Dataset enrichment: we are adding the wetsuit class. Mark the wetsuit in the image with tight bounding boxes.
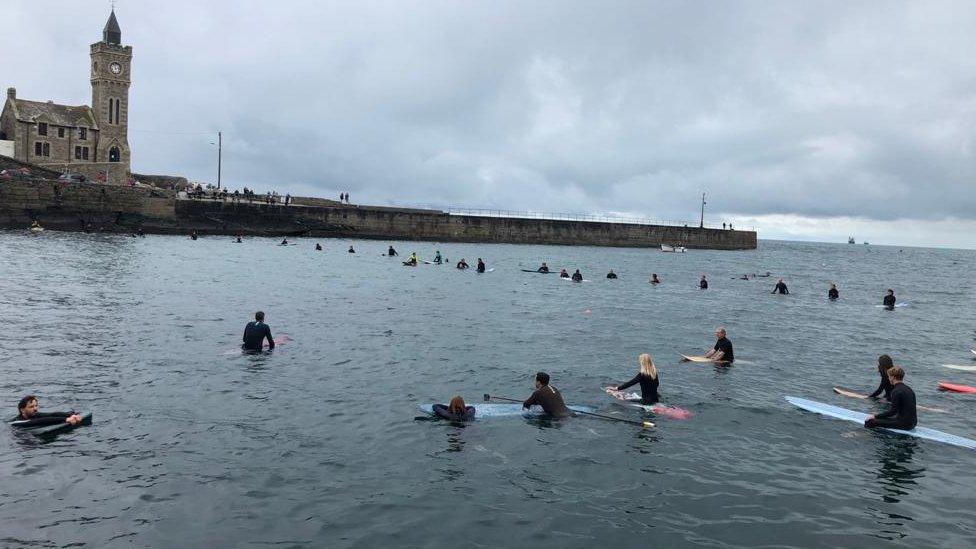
[477,261,486,273]
[700,279,708,289]
[867,383,917,430]
[523,385,571,418]
[456,261,468,269]
[434,255,442,264]
[651,278,660,284]
[772,282,789,294]
[431,404,476,421]
[606,272,617,279]
[560,272,569,278]
[388,247,398,256]
[828,288,839,300]
[538,266,549,273]
[315,244,322,250]
[868,369,894,400]
[616,373,660,405]
[242,321,275,351]
[713,337,734,363]
[10,411,74,428]
[883,295,896,307]
[572,273,583,282]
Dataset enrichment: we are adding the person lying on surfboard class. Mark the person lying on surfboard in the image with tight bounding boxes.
[523,372,571,418]
[431,396,475,422]
[682,327,734,363]
[865,366,917,430]
[606,353,659,405]
[868,354,895,400]
[13,395,83,428]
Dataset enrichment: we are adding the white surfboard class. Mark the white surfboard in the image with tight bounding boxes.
[943,364,976,372]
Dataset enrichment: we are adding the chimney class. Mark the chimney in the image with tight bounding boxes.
[6,88,14,100]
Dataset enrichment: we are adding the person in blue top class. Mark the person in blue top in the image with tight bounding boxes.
[242,311,275,352]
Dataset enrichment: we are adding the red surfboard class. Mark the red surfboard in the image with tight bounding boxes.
[938,381,976,394]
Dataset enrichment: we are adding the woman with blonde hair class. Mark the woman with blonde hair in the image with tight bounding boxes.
[431,395,475,422]
[608,353,660,405]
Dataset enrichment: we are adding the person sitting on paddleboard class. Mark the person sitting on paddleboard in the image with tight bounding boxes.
[608,353,660,405]
[476,258,486,273]
[388,246,398,256]
[883,289,896,308]
[771,279,789,294]
[867,354,895,400]
[650,273,660,284]
[559,268,569,278]
[12,395,82,428]
[242,311,275,352]
[865,366,917,430]
[432,396,475,422]
[571,269,583,282]
[538,262,550,273]
[433,251,442,264]
[683,327,733,363]
[523,372,571,418]
[606,269,617,279]
[699,275,708,289]
[828,283,839,300]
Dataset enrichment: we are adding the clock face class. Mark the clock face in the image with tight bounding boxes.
[110,62,122,75]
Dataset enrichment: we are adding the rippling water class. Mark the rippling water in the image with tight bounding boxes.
[1,231,974,548]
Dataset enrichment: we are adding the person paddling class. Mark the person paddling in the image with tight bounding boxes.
[867,354,895,400]
[865,367,917,430]
[523,372,571,418]
[11,395,83,428]
[607,353,660,405]
[242,310,275,352]
[431,396,475,422]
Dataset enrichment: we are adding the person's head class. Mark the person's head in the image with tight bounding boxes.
[652,273,658,278]
[714,327,726,340]
[542,262,547,266]
[608,269,614,273]
[887,366,905,383]
[638,353,658,379]
[778,278,784,283]
[701,274,707,279]
[877,354,893,374]
[478,258,483,262]
[18,395,38,418]
[448,395,466,414]
[535,372,550,389]
[886,289,894,295]
[255,311,265,322]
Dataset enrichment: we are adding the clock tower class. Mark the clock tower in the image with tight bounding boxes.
[90,9,131,169]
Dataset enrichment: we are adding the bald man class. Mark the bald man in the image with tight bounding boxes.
[703,327,734,363]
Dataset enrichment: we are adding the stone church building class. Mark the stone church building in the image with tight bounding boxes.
[1,10,132,184]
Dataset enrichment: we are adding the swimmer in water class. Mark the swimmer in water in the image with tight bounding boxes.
[868,354,895,400]
[315,243,322,251]
[607,353,660,405]
[606,269,617,279]
[388,246,398,257]
[348,245,356,253]
[864,367,916,430]
[771,279,789,294]
[828,283,839,300]
[456,258,468,269]
[433,250,442,264]
[431,396,475,422]
[242,310,275,352]
[538,262,550,273]
[235,235,242,243]
[523,372,571,418]
[650,273,660,284]
[699,275,708,289]
[571,269,583,282]
[190,231,198,241]
[883,289,896,308]
[559,268,569,278]
[476,258,486,273]
[12,395,83,428]
[280,238,289,246]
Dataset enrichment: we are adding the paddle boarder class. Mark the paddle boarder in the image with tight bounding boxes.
[242,311,275,352]
[572,269,583,282]
[771,279,789,294]
[828,284,839,300]
[607,353,660,405]
[682,327,733,363]
[13,395,83,428]
[522,372,571,418]
[650,274,660,284]
[476,258,486,273]
[867,354,895,400]
[456,258,468,269]
[606,269,618,279]
[699,275,708,289]
[431,396,475,421]
[537,262,550,273]
[388,246,398,257]
[864,367,917,430]
[883,289,896,308]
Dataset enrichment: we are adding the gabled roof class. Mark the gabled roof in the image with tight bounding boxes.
[7,98,98,130]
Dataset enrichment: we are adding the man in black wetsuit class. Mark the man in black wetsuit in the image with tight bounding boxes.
[348,245,356,253]
[606,269,617,279]
[771,279,789,294]
[702,327,734,363]
[699,275,708,289]
[456,258,468,269]
[865,367,916,430]
[828,283,839,300]
[13,395,82,427]
[572,269,583,282]
[315,243,322,251]
[476,258,486,273]
[883,289,896,308]
[242,311,275,351]
[538,262,549,273]
[523,372,571,418]
[388,246,398,256]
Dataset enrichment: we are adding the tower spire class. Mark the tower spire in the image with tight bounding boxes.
[103,9,121,45]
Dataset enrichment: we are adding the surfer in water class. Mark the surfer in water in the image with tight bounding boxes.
[348,245,356,253]
[650,273,660,284]
[523,372,571,418]
[538,262,550,273]
[242,311,275,352]
[771,279,789,294]
[315,243,322,251]
[456,258,468,269]
[14,395,83,428]
[682,327,733,363]
[606,269,618,279]
[883,289,896,309]
[280,239,289,246]
[867,354,895,400]
[828,283,839,300]
[431,396,475,422]
[476,258,486,273]
[235,235,242,243]
[864,367,917,430]
[388,246,398,256]
[571,269,583,282]
[607,353,660,405]
[699,275,708,289]
[405,252,419,266]
[433,251,442,264]
[559,268,570,278]
[190,231,198,241]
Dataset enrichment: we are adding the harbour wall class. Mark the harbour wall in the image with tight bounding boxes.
[0,178,756,249]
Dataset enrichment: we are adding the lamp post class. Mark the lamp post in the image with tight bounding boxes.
[217,131,222,190]
[700,192,706,228]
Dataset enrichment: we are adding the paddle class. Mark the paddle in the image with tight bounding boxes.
[483,394,653,428]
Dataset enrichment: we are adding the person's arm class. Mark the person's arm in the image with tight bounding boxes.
[243,324,249,343]
[771,285,777,294]
[615,374,641,392]
[703,348,716,358]
[264,325,275,350]
[523,390,540,409]
[875,391,900,419]
[711,350,726,361]
[784,286,790,294]
[867,373,885,398]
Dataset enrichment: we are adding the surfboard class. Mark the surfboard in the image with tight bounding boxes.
[418,403,595,419]
[875,303,908,308]
[561,277,587,283]
[785,396,975,450]
[521,269,552,274]
[604,388,691,419]
[833,386,947,413]
[680,354,716,363]
[942,364,976,372]
[938,382,976,394]
[9,412,92,437]
[971,348,976,357]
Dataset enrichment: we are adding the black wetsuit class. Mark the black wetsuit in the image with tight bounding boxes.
[560,272,569,278]
[315,244,322,250]
[456,261,468,269]
[700,279,708,289]
[572,273,583,282]
[867,383,917,430]
[348,247,355,253]
[10,411,74,428]
[868,369,894,400]
[828,288,839,300]
[883,295,896,307]
[713,337,734,363]
[523,385,571,418]
[431,404,476,421]
[772,282,789,294]
[388,247,398,256]
[606,273,617,279]
[616,373,660,405]
[476,261,486,273]
[538,266,549,273]
[242,321,275,351]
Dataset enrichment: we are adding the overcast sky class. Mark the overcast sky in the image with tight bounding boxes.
[4,1,975,247]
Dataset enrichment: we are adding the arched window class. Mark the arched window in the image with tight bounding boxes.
[109,147,120,162]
